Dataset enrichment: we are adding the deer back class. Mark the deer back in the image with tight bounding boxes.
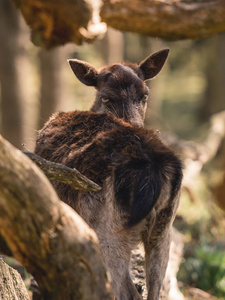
[35,110,182,228]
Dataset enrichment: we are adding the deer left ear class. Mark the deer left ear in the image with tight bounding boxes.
[139,49,169,80]
[68,59,98,87]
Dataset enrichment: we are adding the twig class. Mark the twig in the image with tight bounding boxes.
[23,151,101,192]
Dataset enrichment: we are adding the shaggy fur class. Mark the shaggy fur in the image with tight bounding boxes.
[35,49,182,300]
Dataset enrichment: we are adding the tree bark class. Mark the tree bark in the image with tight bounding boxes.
[11,0,225,47]
[101,0,225,40]
[23,150,101,192]
[0,135,112,300]
[0,258,30,300]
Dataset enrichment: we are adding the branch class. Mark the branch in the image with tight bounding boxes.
[0,135,112,300]
[23,151,101,192]
[12,0,225,47]
[101,0,225,40]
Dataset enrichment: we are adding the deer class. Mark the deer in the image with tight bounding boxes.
[34,49,183,300]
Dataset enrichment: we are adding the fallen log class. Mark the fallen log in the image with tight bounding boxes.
[0,135,112,300]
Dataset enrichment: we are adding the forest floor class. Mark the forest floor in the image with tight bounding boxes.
[131,244,222,300]
[4,234,223,300]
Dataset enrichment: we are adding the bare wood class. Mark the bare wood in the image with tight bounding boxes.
[101,0,225,40]
[23,150,101,192]
[0,135,112,300]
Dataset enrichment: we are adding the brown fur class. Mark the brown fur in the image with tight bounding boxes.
[35,50,182,300]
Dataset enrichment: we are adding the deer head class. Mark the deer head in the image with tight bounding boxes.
[68,49,169,127]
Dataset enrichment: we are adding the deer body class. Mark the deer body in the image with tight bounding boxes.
[35,50,182,300]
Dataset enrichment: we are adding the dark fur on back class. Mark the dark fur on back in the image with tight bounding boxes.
[35,110,182,227]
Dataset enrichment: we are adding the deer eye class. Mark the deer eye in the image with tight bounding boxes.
[142,95,148,103]
[102,98,110,103]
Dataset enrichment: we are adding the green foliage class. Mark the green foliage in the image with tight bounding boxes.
[178,242,225,297]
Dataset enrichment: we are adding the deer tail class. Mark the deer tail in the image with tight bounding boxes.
[115,159,163,228]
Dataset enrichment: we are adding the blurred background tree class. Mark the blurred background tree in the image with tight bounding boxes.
[0,0,225,298]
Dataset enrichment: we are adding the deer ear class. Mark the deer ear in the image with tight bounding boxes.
[139,49,169,80]
[68,59,98,87]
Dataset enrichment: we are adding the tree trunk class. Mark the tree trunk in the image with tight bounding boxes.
[200,34,225,120]
[0,135,112,300]
[38,48,64,129]
[0,0,24,149]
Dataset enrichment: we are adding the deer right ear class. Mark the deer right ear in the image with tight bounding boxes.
[139,49,169,80]
[68,59,98,87]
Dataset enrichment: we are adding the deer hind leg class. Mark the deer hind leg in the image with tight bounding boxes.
[143,227,171,300]
[96,229,142,300]
[143,193,180,300]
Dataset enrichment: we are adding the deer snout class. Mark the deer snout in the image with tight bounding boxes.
[123,108,145,127]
